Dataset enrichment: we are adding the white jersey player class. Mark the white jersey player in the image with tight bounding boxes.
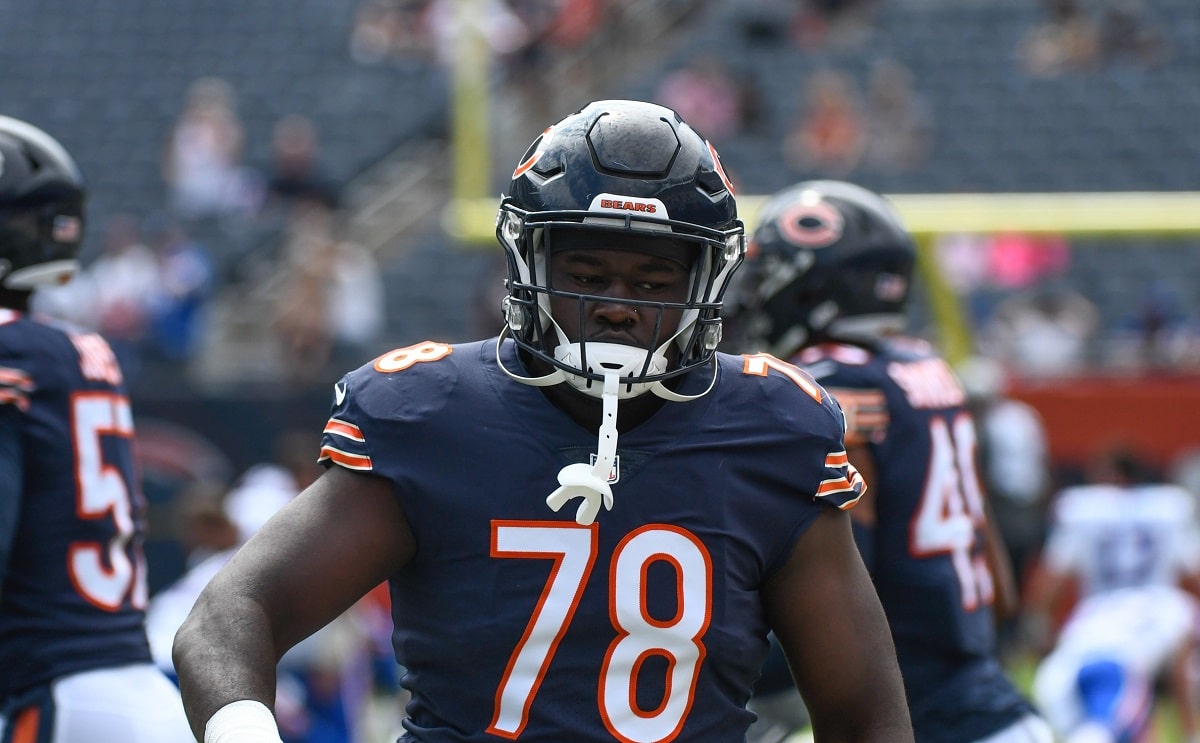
[1032,585,1200,743]
[1025,450,1200,743]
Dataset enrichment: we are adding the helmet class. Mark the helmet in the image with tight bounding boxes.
[730,180,915,356]
[496,99,745,399]
[0,115,86,290]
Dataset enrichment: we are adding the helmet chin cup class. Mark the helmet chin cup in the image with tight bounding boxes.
[553,342,668,399]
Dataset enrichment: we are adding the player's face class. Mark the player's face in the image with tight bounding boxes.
[546,236,693,353]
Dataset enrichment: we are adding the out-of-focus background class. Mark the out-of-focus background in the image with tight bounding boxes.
[5,0,1199,739]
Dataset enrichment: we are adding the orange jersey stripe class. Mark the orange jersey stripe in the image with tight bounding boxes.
[319,445,373,471]
[824,451,849,467]
[323,418,365,442]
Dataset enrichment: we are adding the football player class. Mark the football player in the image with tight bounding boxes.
[172,100,913,742]
[0,115,192,741]
[729,180,1052,743]
[1025,446,1200,742]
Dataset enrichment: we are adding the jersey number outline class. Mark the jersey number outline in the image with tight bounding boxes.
[742,353,823,402]
[488,521,711,743]
[68,392,148,611]
[910,413,993,611]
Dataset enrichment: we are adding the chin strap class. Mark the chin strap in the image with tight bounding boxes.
[497,329,721,525]
[546,372,620,525]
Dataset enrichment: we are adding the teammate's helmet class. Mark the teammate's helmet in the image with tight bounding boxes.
[730,180,915,356]
[496,99,745,398]
[0,115,86,290]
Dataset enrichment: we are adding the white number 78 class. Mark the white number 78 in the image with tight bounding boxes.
[488,521,711,743]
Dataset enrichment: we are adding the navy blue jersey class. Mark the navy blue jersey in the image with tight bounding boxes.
[319,339,862,743]
[793,338,1034,743]
[0,309,152,702]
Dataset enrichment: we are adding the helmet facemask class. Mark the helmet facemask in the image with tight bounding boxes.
[499,203,743,400]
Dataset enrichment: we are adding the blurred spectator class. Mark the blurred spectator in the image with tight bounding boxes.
[783,68,866,177]
[1018,0,1168,76]
[263,114,341,218]
[424,0,531,69]
[863,58,934,174]
[655,53,754,141]
[1096,1,1168,68]
[161,77,263,219]
[348,0,436,65]
[982,283,1100,375]
[987,232,1071,290]
[790,0,880,51]
[1019,0,1100,78]
[270,203,386,383]
[1111,279,1196,370]
[145,217,214,364]
[170,480,239,569]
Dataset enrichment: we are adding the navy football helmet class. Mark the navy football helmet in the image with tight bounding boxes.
[0,115,86,290]
[496,99,745,399]
[730,180,915,356]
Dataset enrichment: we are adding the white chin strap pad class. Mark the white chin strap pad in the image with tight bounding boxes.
[553,342,668,399]
[546,372,621,525]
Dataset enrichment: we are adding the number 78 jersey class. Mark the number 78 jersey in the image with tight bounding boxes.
[319,338,862,742]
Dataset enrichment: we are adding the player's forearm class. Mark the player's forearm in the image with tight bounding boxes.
[172,596,281,741]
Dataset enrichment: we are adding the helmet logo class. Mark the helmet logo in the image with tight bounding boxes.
[707,142,735,195]
[588,193,668,219]
[512,125,555,179]
[876,273,908,301]
[778,200,844,249]
[52,215,82,243]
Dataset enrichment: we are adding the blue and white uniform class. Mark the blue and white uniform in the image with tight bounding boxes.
[318,338,863,743]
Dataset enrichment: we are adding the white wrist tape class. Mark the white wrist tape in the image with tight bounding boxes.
[204,700,285,743]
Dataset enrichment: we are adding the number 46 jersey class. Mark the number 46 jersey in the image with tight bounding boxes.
[793,337,1036,743]
[0,309,152,702]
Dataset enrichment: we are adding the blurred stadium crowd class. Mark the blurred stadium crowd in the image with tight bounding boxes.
[3,0,1200,740]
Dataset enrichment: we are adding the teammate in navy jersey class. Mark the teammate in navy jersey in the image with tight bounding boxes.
[173,100,912,743]
[0,115,193,742]
[730,180,1053,743]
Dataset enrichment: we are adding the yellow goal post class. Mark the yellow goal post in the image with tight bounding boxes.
[443,191,1200,365]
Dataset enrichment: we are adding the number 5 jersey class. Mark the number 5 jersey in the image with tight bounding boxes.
[0,309,152,703]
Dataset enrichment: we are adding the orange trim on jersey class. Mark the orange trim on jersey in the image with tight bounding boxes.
[318,445,373,471]
[0,387,30,411]
[11,705,41,743]
[323,418,365,442]
[824,451,849,467]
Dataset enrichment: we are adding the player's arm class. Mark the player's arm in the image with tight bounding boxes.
[844,442,878,572]
[981,497,1020,621]
[0,406,23,595]
[172,465,414,742]
[763,507,913,743]
[1019,559,1075,655]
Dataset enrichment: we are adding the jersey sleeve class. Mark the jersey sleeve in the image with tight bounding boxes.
[317,341,458,477]
[740,353,867,512]
[319,370,378,473]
